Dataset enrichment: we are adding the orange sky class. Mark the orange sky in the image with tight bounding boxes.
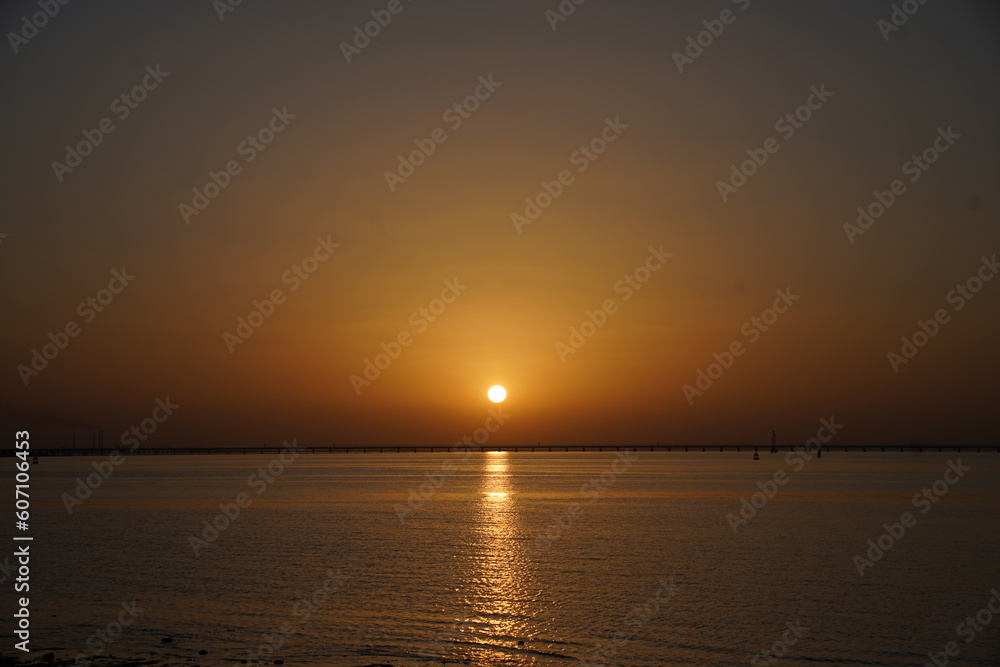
[1,0,998,446]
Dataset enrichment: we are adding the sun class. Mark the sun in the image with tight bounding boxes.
[487,385,507,403]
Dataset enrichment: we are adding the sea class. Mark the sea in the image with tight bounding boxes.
[6,449,1000,666]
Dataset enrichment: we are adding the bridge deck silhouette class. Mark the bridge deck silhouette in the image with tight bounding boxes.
[3,444,996,457]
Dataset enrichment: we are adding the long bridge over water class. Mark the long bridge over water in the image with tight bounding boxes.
[3,444,997,457]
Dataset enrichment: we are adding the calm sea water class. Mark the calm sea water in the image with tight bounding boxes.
[7,451,1000,666]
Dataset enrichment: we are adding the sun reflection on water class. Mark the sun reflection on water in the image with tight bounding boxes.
[482,451,512,501]
[451,451,550,665]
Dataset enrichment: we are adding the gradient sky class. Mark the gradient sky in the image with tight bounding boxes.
[2,0,998,447]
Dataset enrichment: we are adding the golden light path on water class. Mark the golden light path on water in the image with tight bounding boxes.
[483,451,511,502]
[459,451,545,663]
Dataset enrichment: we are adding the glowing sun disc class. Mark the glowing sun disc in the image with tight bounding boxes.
[487,385,507,403]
